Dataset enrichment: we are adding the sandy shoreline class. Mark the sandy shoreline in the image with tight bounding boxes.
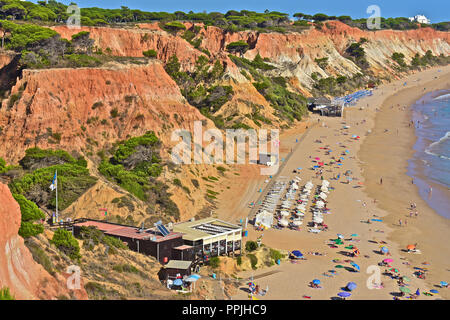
[217,65,450,300]
[359,65,450,299]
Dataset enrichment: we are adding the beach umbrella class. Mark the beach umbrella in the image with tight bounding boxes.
[313,217,323,224]
[416,289,420,296]
[292,250,303,258]
[337,234,344,239]
[312,279,321,285]
[292,220,303,226]
[173,279,183,286]
[351,262,360,272]
[351,234,358,237]
[319,192,327,200]
[407,244,416,250]
[338,292,351,298]
[440,281,448,287]
[383,259,393,263]
[335,265,345,268]
[280,210,290,217]
[430,289,439,294]
[346,282,357,291]
[279,219,289,227]
[381,246,389,253]
[389,268,399,273]
[316,201,325,208]
[314,157,320,160]
[403,276,411,282]
[400,287,411,293]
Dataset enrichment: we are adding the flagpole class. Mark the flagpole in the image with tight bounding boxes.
[55,170,58,223]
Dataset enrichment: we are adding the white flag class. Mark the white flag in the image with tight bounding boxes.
[49,171,57,191]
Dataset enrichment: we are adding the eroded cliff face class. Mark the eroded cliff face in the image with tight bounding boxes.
[0,61,212,163]
[52,21,450,89]
[0,182,88,300]
[0,21,448,224]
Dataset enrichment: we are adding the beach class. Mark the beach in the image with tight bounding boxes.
[216,65,450,300]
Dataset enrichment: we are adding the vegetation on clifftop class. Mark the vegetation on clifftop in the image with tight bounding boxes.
[230,54,308,123]
[7,148,97,212]
[98,131,180,220]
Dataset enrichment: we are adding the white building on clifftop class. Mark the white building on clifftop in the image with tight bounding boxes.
[408,14,431,24]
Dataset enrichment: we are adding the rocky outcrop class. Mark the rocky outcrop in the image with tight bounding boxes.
[50,21,450,91]
[0,182,88,299]
[50,25,205,71]
[0,61,212,163]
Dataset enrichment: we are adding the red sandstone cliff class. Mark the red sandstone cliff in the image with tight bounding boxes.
[0,182,88,299]
[0,61,212,163]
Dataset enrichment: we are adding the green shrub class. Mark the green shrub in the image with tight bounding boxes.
[12,194,45,238]
[245,240,258,252]
[269,248,284,262]
[26,241,54,274]
[142,49,157,58]
[110,108,119,118]
[103,235,128,250]
[209,256,220,269]
[247,254,258,270]
[98,132,179,219]
[51,228,81,261]
[0,287,14,300]
[10,157,97,212]
[236,256,242,266]
[112,263,139,274]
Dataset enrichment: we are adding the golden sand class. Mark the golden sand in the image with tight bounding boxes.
[216,65,450,300]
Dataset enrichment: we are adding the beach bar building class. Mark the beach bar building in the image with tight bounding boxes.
[172,218,242,259]
[73,219,184,264]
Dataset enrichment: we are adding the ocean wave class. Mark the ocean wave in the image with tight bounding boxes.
[425,131,450,160]
[424,150,450,161]
[434,93,450,101]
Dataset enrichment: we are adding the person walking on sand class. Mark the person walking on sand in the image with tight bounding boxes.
[380,177,383,185]
[404,219,407,227]
[399,219,402,227]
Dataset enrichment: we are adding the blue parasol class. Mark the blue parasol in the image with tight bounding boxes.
[350,262,360,271]
[430,289,439,294]
[440,281,448,287]
[381,246,389,253]
[338,292,351,298]
[292,250,303,258]
[346,282,357,291]
[312,279,321,285]
[416,288,420,296]
[173,279,183,286]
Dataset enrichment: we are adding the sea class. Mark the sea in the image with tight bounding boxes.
[408,90,450,219]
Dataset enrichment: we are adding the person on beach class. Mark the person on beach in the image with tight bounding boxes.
[399,219,402,227]
[380,177,383,185]
[404,219,407,227]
